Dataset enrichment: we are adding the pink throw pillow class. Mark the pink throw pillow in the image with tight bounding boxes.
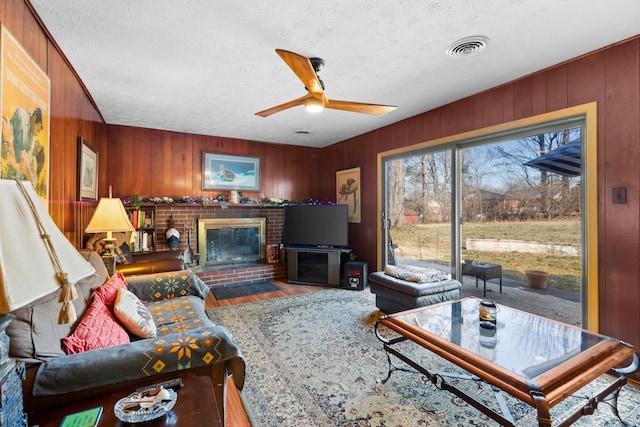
[93,272,127,310]
[62,297,130,354]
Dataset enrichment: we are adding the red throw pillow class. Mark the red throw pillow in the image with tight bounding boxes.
[62,297,130,354]
[93,272,127,310]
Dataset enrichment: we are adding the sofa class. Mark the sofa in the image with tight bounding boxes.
[85,232,185,275]
[369,265,462,313]
[7,250,244,421]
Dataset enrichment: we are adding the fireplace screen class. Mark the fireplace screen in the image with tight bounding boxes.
[197,218,266,266]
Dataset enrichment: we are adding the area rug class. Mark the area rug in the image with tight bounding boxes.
[211,280,279,300]
[206,290,640,426]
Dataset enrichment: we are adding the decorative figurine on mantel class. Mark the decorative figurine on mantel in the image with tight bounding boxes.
[165,214,180,250]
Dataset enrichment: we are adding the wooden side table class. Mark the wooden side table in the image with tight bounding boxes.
[28,373,222,427]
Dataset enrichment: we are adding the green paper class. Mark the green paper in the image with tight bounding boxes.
[59,406,103,427]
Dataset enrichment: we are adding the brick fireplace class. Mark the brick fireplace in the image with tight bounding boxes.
[152,204,286,286]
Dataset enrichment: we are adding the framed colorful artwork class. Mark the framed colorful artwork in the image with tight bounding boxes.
[202,152,260,191]
[336,166,361,223]
[0,24,51,208]
[77,137,98,201]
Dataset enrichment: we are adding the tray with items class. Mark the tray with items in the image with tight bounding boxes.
[114,386,177,423]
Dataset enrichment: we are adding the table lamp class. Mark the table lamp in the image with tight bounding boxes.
[0,179,97,426]
[85,187,135,275]
[0,179,95,315]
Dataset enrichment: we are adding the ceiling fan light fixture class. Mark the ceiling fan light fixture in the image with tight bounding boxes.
[305,97,324,113]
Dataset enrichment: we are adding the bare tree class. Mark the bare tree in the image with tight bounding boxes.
[388,158,405,227]
[492,129,581,219]
[403,152,454,223]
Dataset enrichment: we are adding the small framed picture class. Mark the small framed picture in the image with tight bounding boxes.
[336,166,361,223]
[77,137,98,201]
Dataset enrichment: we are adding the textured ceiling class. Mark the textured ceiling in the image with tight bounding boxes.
[29,1,640,148]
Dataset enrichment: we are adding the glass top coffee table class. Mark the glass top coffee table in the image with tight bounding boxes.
[375,297,639,426]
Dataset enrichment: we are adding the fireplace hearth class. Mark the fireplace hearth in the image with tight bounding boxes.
[197,218,266,266]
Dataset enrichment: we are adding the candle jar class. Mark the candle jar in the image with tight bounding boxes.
[479,300,498,327]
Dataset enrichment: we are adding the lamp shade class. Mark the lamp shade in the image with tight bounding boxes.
[85,197,135,235]
[0,180,95,312]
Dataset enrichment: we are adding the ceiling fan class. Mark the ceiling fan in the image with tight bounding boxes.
[255,49,397,117]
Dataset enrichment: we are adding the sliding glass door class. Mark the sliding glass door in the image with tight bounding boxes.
[379,106,595,328]
[383,150,454,275]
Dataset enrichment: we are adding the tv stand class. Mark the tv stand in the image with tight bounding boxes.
[286,247,352,286]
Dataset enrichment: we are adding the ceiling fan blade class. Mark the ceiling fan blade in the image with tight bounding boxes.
[325,99,397,116]
[255,94,313,117]
[276,49,327,102]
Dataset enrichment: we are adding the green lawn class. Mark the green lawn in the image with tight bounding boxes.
[391,220,581,292]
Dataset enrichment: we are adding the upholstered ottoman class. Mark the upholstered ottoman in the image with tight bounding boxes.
[369,269,462,313]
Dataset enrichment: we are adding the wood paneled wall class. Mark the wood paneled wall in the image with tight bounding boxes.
[320,36,640,349]
[2,1,106,248]
[7,1,640,355]
[105,125,324,203]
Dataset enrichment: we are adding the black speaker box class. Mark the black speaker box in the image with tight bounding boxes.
[344,261,368,290]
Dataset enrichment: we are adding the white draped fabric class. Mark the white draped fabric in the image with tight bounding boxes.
[0,180,95,312]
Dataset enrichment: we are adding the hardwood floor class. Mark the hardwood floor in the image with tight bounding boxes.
[205,279,326,308]
[206,279,328,426]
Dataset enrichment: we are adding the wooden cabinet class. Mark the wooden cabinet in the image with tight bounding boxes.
[286,247,352,286]
[126,205,157,252]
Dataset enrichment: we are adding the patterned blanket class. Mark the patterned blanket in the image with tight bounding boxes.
[32,270,244,396]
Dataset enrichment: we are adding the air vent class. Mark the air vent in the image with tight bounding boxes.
[446,36,490,57]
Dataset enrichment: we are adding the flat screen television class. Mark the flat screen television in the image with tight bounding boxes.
[283,204,349,248]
